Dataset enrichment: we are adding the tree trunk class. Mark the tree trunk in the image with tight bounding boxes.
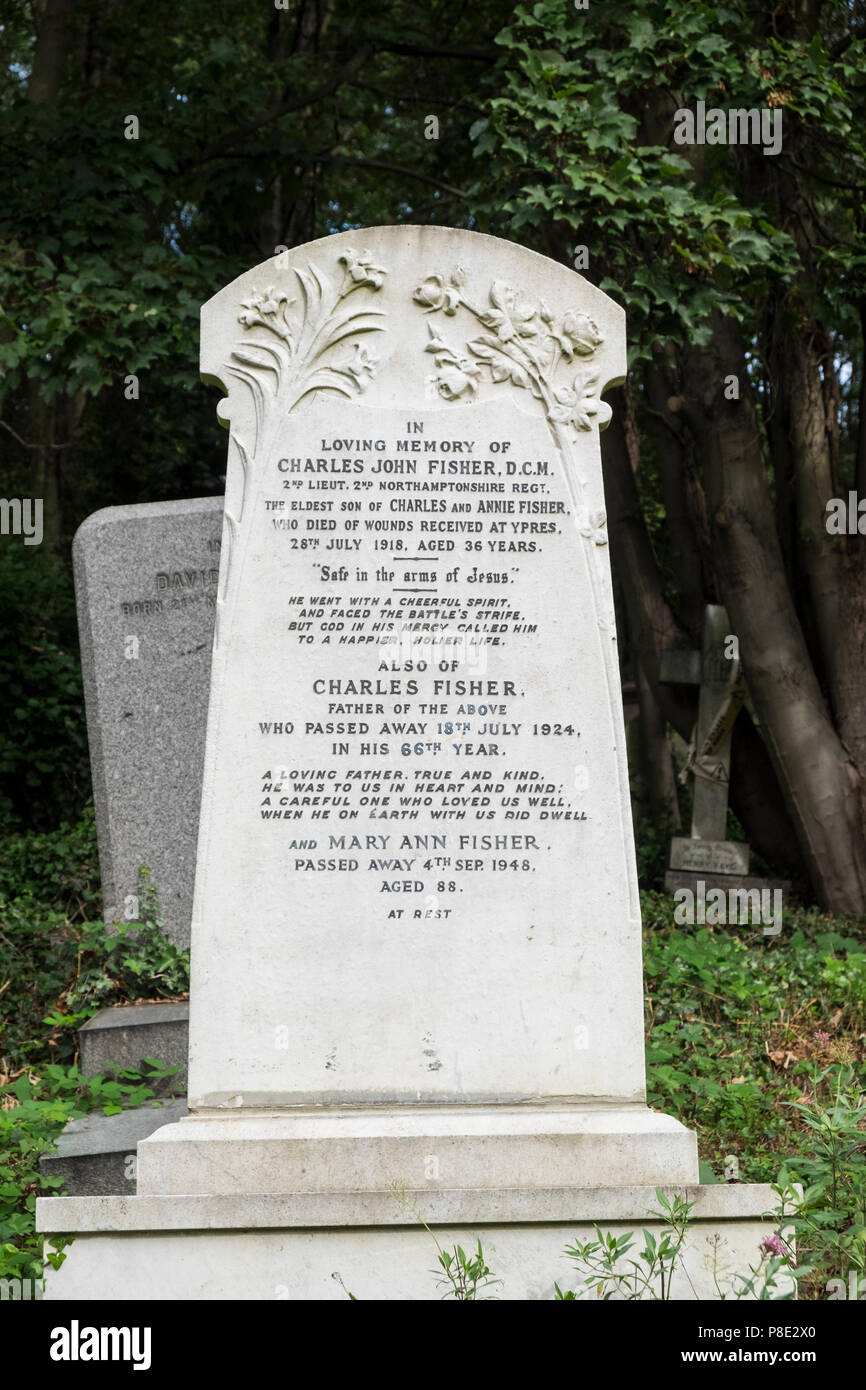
[681,311,866,914]
[27,0,76,106]
[856,301,866,497]
[646,355,705,635]
[27,0,76,548]
[635,654,681,829]
[27,387,61,552]
[605,385,805,883]
[602,389,693,731]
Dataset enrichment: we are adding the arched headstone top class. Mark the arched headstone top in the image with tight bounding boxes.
[201,224,625,433]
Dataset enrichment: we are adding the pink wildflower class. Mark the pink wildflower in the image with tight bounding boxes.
[760,1233,788,1258]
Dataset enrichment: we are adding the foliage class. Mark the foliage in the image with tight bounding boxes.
[775,1070,866,1297]
[348,1191,795,1299]
[0,545,88,830]
[0,825,187,1285]
[388,1180,501,1299]
[555,1188,797,1300]
[0,1059,175,1285]
[55,867,190,1022]
[0,99,209,407]
[556,1190,695,1300]
[0,804,99,917]
[432,1240,501,1301]
[469,0,865,359]
[1,849,188,1070]
[642,894,866,1179]
[0,0,497,532]
[0,0,508,831]
[642,893,866,1296]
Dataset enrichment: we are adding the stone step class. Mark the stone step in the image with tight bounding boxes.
[38,1002,190,1197]
[78,1000,189,1091]
[40,1100,188,1197]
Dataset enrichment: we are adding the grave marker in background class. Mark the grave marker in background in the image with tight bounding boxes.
[661,604,750,884]
[661,607,790,907]
[74,497,223,947]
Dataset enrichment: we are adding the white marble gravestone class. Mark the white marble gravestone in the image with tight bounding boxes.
[146,224,688,1178]
[38,227,786,1299]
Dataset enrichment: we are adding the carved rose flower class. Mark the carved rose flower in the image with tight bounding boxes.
[557,311,602,358]
[431,359,480,400]
[339,248,386,290]
[413,273,461,315]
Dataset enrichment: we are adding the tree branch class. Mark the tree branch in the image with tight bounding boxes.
[337,156,467,199]
[0,417,73,450]
[183,43,375,170]
[379,42,498,62]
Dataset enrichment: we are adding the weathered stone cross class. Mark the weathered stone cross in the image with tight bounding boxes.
[660,603,750,877]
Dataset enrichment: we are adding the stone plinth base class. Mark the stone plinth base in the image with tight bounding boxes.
[37,1185,792,1300]
[133,1104,699,1195]
[665,871,791,897]
[39,1099,188,1197]
[669,838,750,876]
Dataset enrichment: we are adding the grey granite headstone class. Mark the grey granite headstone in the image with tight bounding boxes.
[73,497,223,947]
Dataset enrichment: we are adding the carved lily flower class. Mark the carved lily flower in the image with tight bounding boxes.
[345,343,379,385]
[238,286,287,323]
[258,287,285,315]
[339,248,386,290]
[413,273,461,315]
[238,290,266,327]
[556,310,602,358]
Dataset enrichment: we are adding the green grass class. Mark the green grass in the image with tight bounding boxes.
[642,890,866,1297]
[642,890,866,1179]
[0,811,188,1282]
